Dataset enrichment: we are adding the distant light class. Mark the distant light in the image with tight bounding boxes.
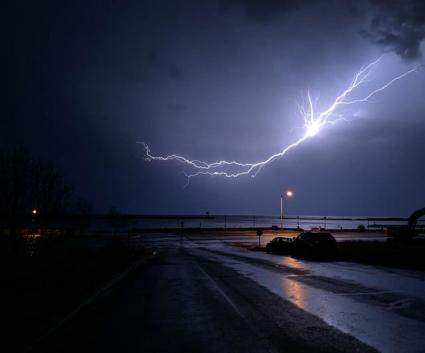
[286,190,293,197]
[32,209,37,215]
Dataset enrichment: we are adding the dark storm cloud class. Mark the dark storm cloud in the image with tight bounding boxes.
[226,0,425,60]
[220,0,308,21]
[366,0,425,60]
[167,103,188,114]
[4,0,425,216]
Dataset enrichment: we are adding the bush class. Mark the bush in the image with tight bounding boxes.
[357,224,366,231]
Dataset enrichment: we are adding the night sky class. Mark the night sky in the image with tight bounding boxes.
[4,0,425,216]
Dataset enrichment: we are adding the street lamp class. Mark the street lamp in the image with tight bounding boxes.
[280,190,293,230]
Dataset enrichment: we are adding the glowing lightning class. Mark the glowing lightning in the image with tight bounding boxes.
[140,57,418,184]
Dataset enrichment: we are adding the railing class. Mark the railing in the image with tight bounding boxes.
[1,214,423,233]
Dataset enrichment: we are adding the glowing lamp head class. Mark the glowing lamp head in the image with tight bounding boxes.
[306,122,320,137]
[286,190,293,197]
[32,209,37,215]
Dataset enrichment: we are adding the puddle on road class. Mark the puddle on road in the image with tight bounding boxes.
[195,248,425,353]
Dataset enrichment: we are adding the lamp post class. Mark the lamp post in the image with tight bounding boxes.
[31,209,38,237]
[280,190,293,231]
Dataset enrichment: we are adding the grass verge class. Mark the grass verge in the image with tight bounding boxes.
[337,240,425,271]
[246,240,425,271]
[0,235,153,353]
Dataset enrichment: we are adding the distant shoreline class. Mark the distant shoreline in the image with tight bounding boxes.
[123,228,386,234]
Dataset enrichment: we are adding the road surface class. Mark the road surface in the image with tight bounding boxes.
[29,233,425,353]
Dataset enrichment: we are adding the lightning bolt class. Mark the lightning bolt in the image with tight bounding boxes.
[139,57,418,185]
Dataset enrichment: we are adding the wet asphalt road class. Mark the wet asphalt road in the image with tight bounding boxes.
[28,233,425,353]
[144,233,425,353]
[29,242,377,353]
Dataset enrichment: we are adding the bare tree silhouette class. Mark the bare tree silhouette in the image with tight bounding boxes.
[0,148,88,253]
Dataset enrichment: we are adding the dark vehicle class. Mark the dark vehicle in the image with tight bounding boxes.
[293,232,337,259]
[266,237,294,254]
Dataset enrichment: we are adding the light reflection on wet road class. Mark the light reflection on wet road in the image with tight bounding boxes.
[143,233,425,353]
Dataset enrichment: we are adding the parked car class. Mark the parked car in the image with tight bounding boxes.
[266,236,294,254]
[292,232,337,259]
